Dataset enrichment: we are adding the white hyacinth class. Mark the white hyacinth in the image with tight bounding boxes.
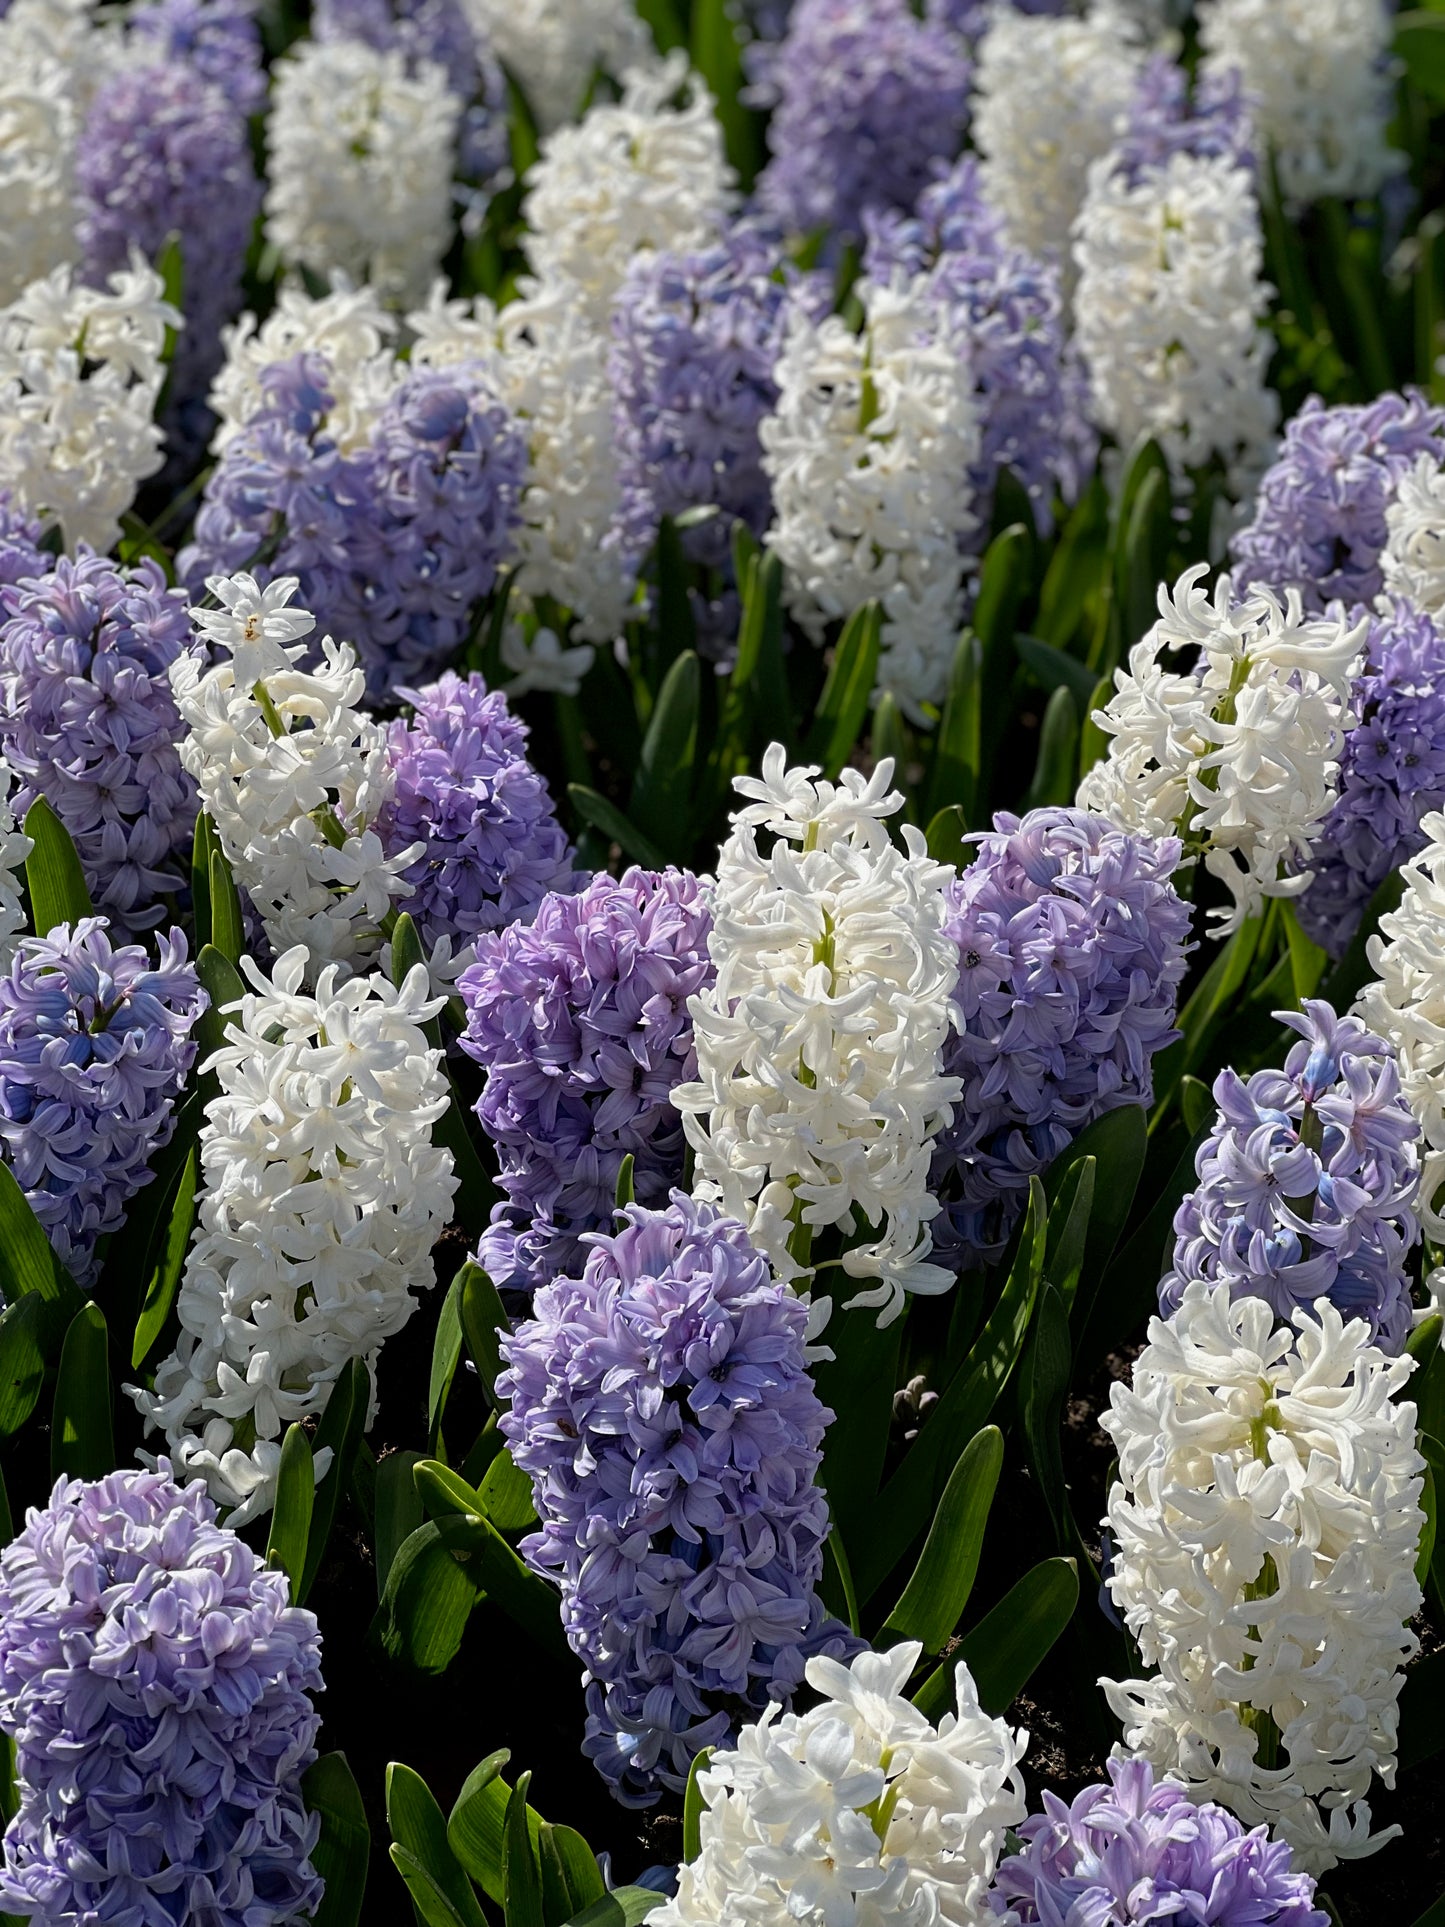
[264,38,461,308]
[1073,151,1278,492]
[459,0,653,132]
[171,574,420,981]
[130,947,458,1527]
[520,51,735,329]
[0,259,177,550]
[0,29,79,308]
[1198,0,1400,210]
[673,747,961,1328]
[653,1641,1026,1927]
[760,274,982,723]
[973,8,1145,274]
[0,755,32,969]
[1077,564,1365,933]
[207,284,400,455]
[1381,454,1445,621]
[1101,1283,1424,1874]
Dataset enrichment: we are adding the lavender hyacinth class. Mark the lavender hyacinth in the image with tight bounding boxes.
[128,0,267,114]
[0,919,205,1287]
[931,809,1191,1268]
[0,1464,323,1927]
[0,553,198,936]
[0,497,49,593]
[1297,600,1445,957]
[499,1194,856,1805]
[458,867,713,1295]
[990,1756,1328,1927]
[1110,53,1255,187]
[377,670,581,955]
[1232,391,1445,611]
[1159,1001,1421,1352]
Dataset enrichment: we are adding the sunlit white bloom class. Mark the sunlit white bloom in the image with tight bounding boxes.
[0,19,80,308]
[459,0,653,132]
[673,747,961,1327]
[1101,1282,1424,1874]
[499,624,596,698]
[1077,564,1365,932]
[1380,454,1445,620]
[208,284,399,454]
[130,947,457,1527]
[653,1640,1026,1927]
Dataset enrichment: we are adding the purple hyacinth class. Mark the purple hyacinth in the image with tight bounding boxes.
[377,670,581,954]
[498,1194,857,1805]
[457,867,713,1295]
[0,1463,323,1927]
[0,553,198,936]
[930,809,1191,1268]
[1297,599,1445,957]
[1159,1000,1420,1353]
[0,919,205,1287]
[127,0,267,115]
[990,1755,1328,1927]
[1109,53,1254,187]
[864,156,1093,532]
[754,0,971,248]
[0,497,49,593]
[926,0,1065,32]
[1232,391,1445,611]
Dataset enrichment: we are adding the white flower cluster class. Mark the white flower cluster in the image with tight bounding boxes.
[973,8,1145,273]
[264,37,461,308]
[460,0,653,132]
[1073,151,1278,492]
[208,284,399,455]
[0,13,80,308]
[1381,454,1445,621]
[1102,1283,1424,1874]
[520,51,735,329]
[654,1641,1026,1927]
[1198,0,1400,210]
[1077,564,1365,932]
[674,747,960,1328]
[0,259,178,550]
[0,755,32,969]
[760,275,982,722]
[131,947,458,1527]
[171,574,420,981]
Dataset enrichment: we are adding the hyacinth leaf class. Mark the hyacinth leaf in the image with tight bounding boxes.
[881,1424,1004,1654]
[503,1772,545,1927]
[0,1293,48,1440]
[0,1154,80,1330]
[682,1748,713,1864]
[465,1510,571,1661]
[1401,13,1445,100]
[1283,905,1328,1007]
[631,649,699,857]
[541,1824,605,1922]
[22,796,92,936]
[1044,1106,1143,1335]
[922,630,981,826]
[448,1751,542,1904]
[812,1285,902,1538]
[1179,1075,1213,1135]
[1422,1435,1445,1611]
[414,1457,485,1523]
[208,848,244,966]
[388,1763,488,1927]
[1036,476,1108,653]
[912,1556,1080,1723]
[1013,633,1099,719]
[1077,1117,1212,1370]
[871,694,909,813]
[652,517,697,685]
[1418,1457,1438,1591]
[390,911,427,987]
[690,0,758,185]
[375,1518,486,1674]
[1114,464,1172,664]
[476,1447,536,1534]
[191,811,219,949]
[710,548,788,801]
[0,1464,11,1545]
[1076,673,1114,783]
[1410,1313,1444,1368]
[301,1754,370,1927]
[1042,1155,1094,1311]
[195,943,247,1064]
[1022,685,1078,812]
[1412,1891,1445,1927]
[374,1450,425,1600]
[1400,1646,1445,1768]
[460,1262,510,1411]
[429,1269,466,1452]
[563,1892,665,1927]
[1151,914,1264,1125]
[804,601,882,783]
[1319,869,1406,1016]
[973,525,1031,783]
[50,1300,113,1482]
[567,786,667,870]
[1022,1286,1072,1549]
[266,1424,315,1595]
[299,1353,371,1603]
[820,1528,861,1636]
[435,1070,498,1243]
[129,1134,200,1369]
[925,804,968,869]
[614,1154,636,1209]
[1413,1325,1445,1464]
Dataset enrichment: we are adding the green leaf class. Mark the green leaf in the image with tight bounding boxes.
[1077,673,1114,783]
[542,1825,605,1923]
[131,1139,199,1368]
[476,1448,535,1534]
[208,847,244,965]
[51,1301,113,1482]
[913,1557,1079,1722]
[375,1517,486,1673]
[567,786,667,869]
[631,650,699,857]
[882,1425,1003,1654]
[265,1424,315,1594]
[448,1752,539,1904]
[925,805,968,868]
[300,1354,370,1602]
[710,550,790,800]
[1153,914,1265,1122]
[690,0,759,184]
[0,1464,12,1544]
[390,911,428,987]
[1021,1285,1071,1546]
[1042,1156,1093,1311]
[466,1509,571,1661]
[415,1457,486,1522]
[429,1270,466,1450]
[1283,905,1327,1007]
[1013,633,1099,716]
[811,1288,903,1538]
[1411,1889,1445,1927]
[973,525,1032,790]
[820,1529,860,1636]
[434,1062,498,1243]
[1022,686,1078,811]
[1319,870,1405,1016]
[0,1155,78,1325]
[196,943,247,1062]
[614,1153,635,1209]
[375,1449,425,1600]
[460,1262,509,1411]
[1418,1453,1439,1590]
[1078,1119,1211,1370]
[1180,1075,1213,1135]
[302,1754,371,1927]
[504,1771,545,1927]
[1113,462,1172,661]
[804,603,882,782]
[191,811,219,950]
[561,1893,664,1927]
[0,1293,48,1439]
[682,1747,713,1863]
[652,516,696,681]
[924,630,982,825]
[871,693,908,801]
[388,1762,487,1927]
[23,796,91,934]
[1036,478,1108,653]
[1400,1646,1445,1767]
[1046,1105,1146,1341]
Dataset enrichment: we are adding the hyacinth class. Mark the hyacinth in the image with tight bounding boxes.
[499,1195,854,1803]
[989,1755,1329,1927]
[0,756,31,970]
[1232,392,1445,613]
[264,35,460,307]
[458,865,711,1294]
[752,0,972,248]
[1297,601,1445,956]
[521,52,737,331]
[1160,1001,1420,1353]
[760,274,982,722]
[1382,455,1445,619]
[674,749,960,1325]
[208,283,398,456]
[171,573,419,980]
[376,669,580,958]
[0,23,80,310]
[0,1465,323,1927]
[1073,151,1278,493]
[863,156,1091,536]
[0,918,204,1287]
[931,808,1191,1270]
[0,552,198,937]
[1198,0,1399,210]
[461,0,654,134]
[654,1640,1027,1927]
[1111,53,1254,188]
[1077,565,1366,933]
[1101,1283,1424,1873]
[127,0,267,115]
[133,948,457,1525]
[0,493,48,590]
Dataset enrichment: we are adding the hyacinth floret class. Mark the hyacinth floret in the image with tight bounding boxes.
[127,0,267,115]
[1381,454,1445,620]
[207,284,398,456]
[0,1463,323,1927]
[0,494,49,591]
[1110,53,1255,188]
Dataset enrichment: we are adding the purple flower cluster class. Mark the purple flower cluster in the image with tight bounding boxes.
[377,670,580,953]
[931,809,1191,1268]
[0,497,49,593]
[0,553,197,935]
[1110,53,1254,187]
[927,0,1064,33]
[127,0,267,115]
[0,919,205,1286]
[498,1195,856,1805]
[458,866,713,1295]
[0,1464,323,1927]
[1159,1001,1420,1352]
[1298,600,1445,957]
[754,0,971,248]
[990,1756,1328,1927]
[864,156,1093,531]
[1232,391,1445,611]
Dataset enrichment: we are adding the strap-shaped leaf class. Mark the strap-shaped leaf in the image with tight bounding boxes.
[299,1354,370,1602]
[567,786,666,870]
[208,847,244,964]
[131,1138,199,1369]
[266,1424,315,1594]
[911,1557,1079,1723]
[881,1425,1003,1655]
[504,1772,545,1927]
[51,1301,113,1482]
[373,1518,486,1674]
[302,1754,370,1927]
[682,1747,713,1864]
[448,1751,539,1904]
[460,1263,510,1411]
[804,602,881,782]
[23,796,91,935]
[388,1762,486,1927]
